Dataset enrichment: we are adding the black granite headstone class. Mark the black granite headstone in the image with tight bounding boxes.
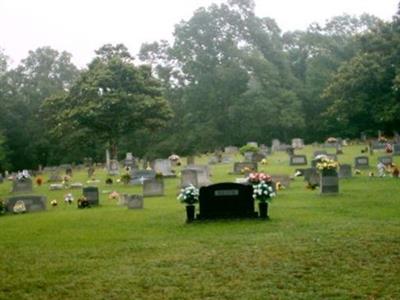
[83,186,99,206]
[197,183,257,219]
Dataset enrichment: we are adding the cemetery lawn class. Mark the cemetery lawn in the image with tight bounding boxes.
[1,146,400,299]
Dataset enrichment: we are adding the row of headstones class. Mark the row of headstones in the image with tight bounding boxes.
[289,154,393,168]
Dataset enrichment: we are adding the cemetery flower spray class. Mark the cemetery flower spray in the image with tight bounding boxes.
[178,184,199,205]
[252,181,276,203]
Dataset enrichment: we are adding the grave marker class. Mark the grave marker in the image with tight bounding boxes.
[198,183,257,219]
[378,156,393,166]
[5,195,46,212]
[83,186,99,206]
[339,164,352,179]
[130,170,156,185]
[354,156,369,169]
[291,138,304,149]
[125,195,144,209]
[12,178,33,193]
[152,159,176,177]
[289,155,307,166]
[143,179,164,197]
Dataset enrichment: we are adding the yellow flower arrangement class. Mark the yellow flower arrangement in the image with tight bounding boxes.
[316,157,338,171]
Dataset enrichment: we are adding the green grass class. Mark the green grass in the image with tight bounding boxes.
[0,145,399,299]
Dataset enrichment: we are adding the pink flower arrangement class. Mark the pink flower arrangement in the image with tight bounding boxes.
[248,172,272,184]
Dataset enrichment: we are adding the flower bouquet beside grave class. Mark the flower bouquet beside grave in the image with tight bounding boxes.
[248,172,272,185]
[316,157,338,176]
[178,184,199,222]
[178,184,199,205]
[252,181,276,203]
[253,181,276,219]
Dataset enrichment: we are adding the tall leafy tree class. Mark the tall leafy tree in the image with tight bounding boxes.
[42,44,173,159]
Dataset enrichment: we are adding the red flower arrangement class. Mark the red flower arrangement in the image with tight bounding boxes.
[248,172,272,184]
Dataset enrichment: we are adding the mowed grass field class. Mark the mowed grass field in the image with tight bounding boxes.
[0,145,399,299]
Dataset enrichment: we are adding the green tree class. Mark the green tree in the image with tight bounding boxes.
[43,44,173,159]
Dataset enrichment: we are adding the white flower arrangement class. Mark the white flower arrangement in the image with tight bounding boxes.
[252,182,276,203]
[13,200,26,213]
[177,184,199,205]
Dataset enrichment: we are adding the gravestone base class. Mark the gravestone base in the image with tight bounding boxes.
[5,195,47,213]
[320,175,339,194]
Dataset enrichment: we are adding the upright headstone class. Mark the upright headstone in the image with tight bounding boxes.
[270,175,291,188]
[5,195,46,212]
[271,139,280,152]
[48,168,62,182]
[12,178,33,193]
[130,170,156,185]
[320,172,339,194]
[124,153,137,168]
[108,160,120,176]
[181,167,212,188]
[393,144,400,156]
[198,183,257,219]
[354,156,369,169]
[0,174,3,184]
[83,186,99,206]
[291,138,304,149]
[289,155,307,166]
[143,179,164,197]
[252,152,266,163]
[378,156,393,166]
[152,159,175,177]
[125,195,144,209]
[105,149,110,171]
[339,164,352,179]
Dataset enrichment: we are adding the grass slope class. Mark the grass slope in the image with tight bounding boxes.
[0,145,399,299]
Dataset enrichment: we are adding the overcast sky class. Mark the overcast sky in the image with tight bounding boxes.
[0,0,398,67]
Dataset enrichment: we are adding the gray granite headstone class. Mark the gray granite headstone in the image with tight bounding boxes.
[339,164,352,179]
[378,156,392,166]
[291,138,304,149]
[5,195,46,212]
[271,139,280,152]
[320,173,339,194]
[143,179,164,197]
[371,141,386,150]
[354,156,369,169]
[48,168,63,182]
[125,195,144,209]
[0,174,3,184]
[393,144,400,156]
[49,183,64,191]
[290,155,307,166]
[83,186,99,206]
[181,167,212,188]
[12,178,33,193]
[108,159,120,176]
[303,168,319,186]
[130,170,156,185]
[152,159,175,177]
[252,152,266,163]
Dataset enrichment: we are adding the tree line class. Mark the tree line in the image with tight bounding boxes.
[1,0,399,171]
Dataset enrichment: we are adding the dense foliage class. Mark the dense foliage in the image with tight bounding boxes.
[1,0,399,171]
